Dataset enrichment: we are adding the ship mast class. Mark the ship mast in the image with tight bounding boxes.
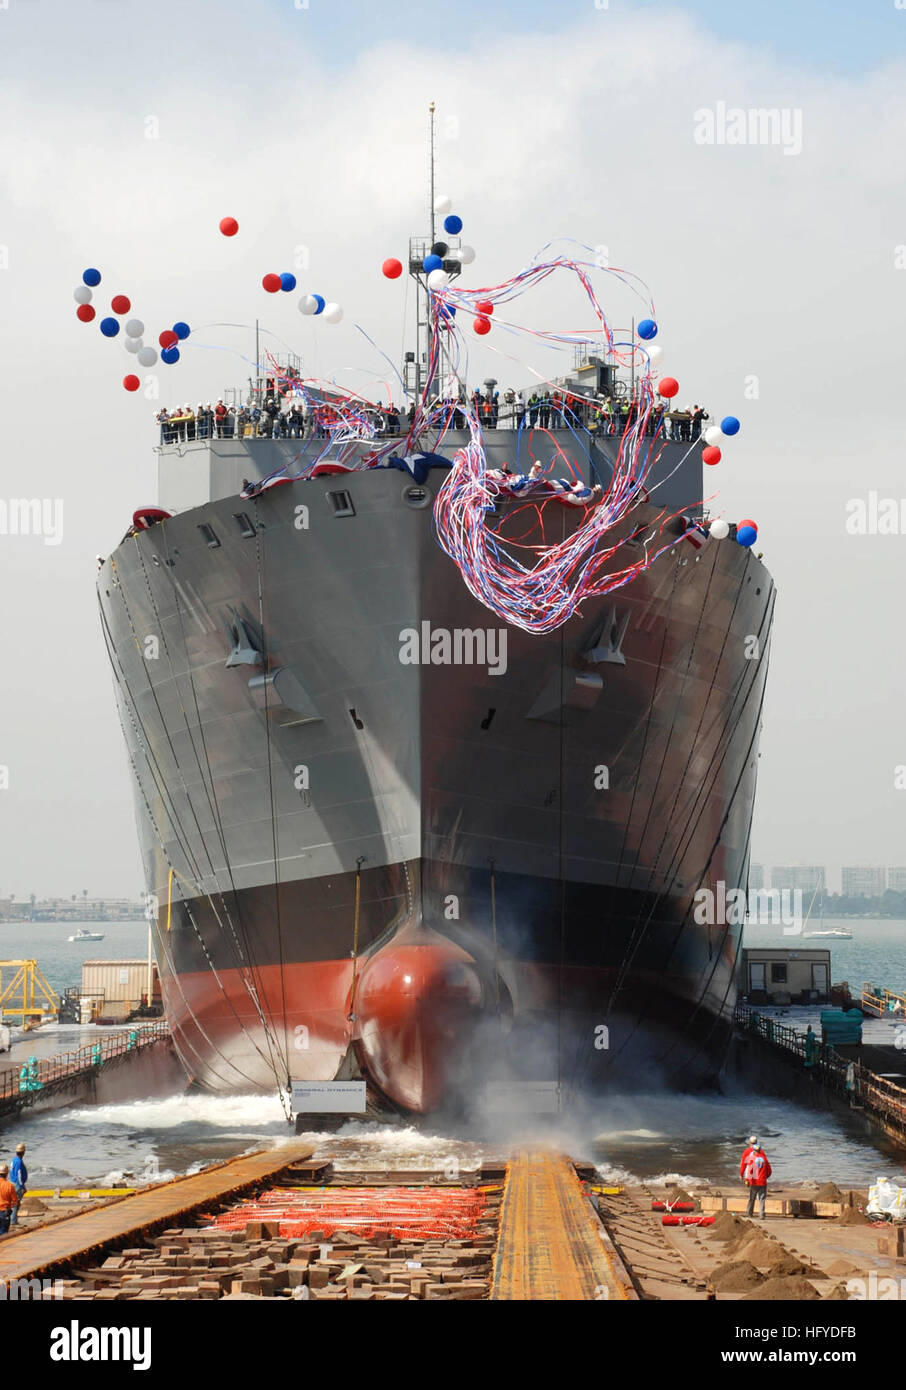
[405,101,462,407]
[428,99,436,247]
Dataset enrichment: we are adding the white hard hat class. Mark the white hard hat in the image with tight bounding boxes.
[748,1135,758,1145]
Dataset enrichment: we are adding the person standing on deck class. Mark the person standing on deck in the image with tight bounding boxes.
[0,1165,18,1235]
[9,1144,26,1225]
[741,1139,772,1219]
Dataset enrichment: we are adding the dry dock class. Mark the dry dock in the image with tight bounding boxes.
[0,1146,895,1300]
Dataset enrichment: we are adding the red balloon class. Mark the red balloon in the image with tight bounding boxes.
[658,377,679,399]
[159,329,178,348]
[474,316,491,335]
[702,445,721,465]
[475,299,494,316]
[76,304,95,323]
[123,374,140,392]
[738,517,758,531]
[382,258,403,279]
[219,216,239,237]
[111,294,131,315]
[262,273,281,293]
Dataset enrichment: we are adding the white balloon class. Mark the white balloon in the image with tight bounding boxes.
[704,425,726,447]
[74,285,92,304]
[427,268,450,290]
[323,302,344,324]
[137,346,158,367]
[434,194,452,215]
[646,344,664,367]
[124,337,143,354]
[709,518,730,540]
[298,295,318,315]
[125,318,145,338]
[458,245,476,266]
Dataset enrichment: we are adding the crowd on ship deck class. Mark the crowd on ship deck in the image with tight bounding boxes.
[465,388,709,440]
[156,398,403,445]
[157,385,708,446]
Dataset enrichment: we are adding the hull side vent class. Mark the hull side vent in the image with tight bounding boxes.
[328,490,355,517]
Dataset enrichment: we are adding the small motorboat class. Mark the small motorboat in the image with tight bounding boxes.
[68,928,105,943]
[804,928,853,940]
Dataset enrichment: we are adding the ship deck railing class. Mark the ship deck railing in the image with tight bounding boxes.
[156,410,700,449]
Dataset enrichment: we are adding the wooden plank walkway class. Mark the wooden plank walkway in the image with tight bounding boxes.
[0,1140,313,1282]
[491,1151,635,1301]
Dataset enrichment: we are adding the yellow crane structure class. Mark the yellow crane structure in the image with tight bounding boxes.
[0,960,59,1024]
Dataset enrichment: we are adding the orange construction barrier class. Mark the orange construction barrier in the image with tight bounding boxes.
[207,1185,490,1241]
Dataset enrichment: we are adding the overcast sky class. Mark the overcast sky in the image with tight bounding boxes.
[0,0,904,898]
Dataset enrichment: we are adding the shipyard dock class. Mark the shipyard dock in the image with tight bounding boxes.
[734,994,906,1146]
[0,1142,895,1302]
[0,1022,179,1122]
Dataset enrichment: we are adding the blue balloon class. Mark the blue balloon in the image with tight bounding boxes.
[161,346,180,364]
[172,321,191,340]
[443,214,463,235]
[423,253,443,273]
[721,415,741,436]
[313,294,325,315]
[83,267,102,287]
[736,524,757,547]
[99,316,119,337]
[638,318,658,340]
[280,272,297,292]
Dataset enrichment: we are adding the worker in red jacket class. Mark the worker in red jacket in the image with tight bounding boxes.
[741,1140,772,1219]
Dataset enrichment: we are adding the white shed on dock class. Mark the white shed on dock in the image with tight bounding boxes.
[80,959,160,1020]
[739,947,831,1006]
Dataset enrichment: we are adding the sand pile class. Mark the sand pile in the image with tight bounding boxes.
[814,1182,843,1202]
[18,1195,48,1213]
[664,1186,695,1205]
[743,1275,820,1301]
[708,1211,748,1242]
[826,1258,861,1277]
[764,1251,823,1279]
[710,1260,764,1292]
[834,1206,870,1226]
[824,1283,854,1301]
[733,1232,782,1266]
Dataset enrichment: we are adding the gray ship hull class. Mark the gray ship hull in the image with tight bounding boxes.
[98,431,774,1112]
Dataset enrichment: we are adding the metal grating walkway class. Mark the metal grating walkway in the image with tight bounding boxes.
[491,1151,635,1301]
[0,1140,314,1283]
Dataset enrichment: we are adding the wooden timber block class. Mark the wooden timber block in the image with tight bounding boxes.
[245,1221,281,1239]
[704,1196,799,1216]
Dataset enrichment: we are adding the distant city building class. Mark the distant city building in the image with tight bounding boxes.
[841,866,886,898]
[771,865,826,894]
[0,896,145,923]
[748,862,765,890]
[887,868,906,893]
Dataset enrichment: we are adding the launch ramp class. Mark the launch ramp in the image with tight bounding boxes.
[491,1151,636,1301]
[0,1140,314,1284]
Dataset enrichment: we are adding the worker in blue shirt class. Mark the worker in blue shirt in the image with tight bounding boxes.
[9,1143,26,1225]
